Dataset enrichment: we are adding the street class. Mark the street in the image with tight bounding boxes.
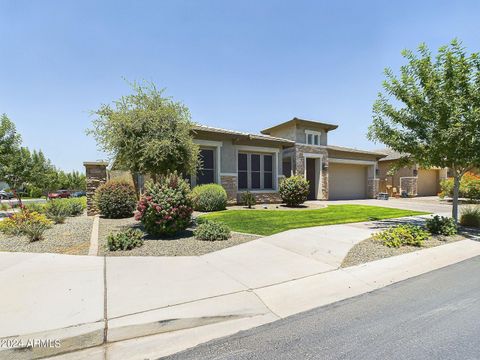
[166,256,480,360]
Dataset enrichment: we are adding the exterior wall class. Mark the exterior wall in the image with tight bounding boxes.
[236,191,282,204]
[293,144,329,200]
[264,126,297,142]
[220,140,236,173]
[295,125,327,145]
[84,162,108,216]
[220,175,237,204]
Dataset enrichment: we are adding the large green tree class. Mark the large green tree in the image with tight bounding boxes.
[88,81,200,190]
[0,114,21,167]
[368,40,480,221]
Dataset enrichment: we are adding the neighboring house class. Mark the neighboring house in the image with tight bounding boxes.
[376,148,448,197]
[191,117,386,203]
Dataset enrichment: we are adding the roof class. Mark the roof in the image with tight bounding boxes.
[327,145,387,157]
[193,124,295,145]
[375,148,408,161]
[261,117,339,135]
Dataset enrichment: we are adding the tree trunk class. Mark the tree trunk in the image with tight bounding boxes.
[132,173,141,200]
[452,175,461,223]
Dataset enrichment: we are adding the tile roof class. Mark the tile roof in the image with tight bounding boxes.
[193,124,295,144]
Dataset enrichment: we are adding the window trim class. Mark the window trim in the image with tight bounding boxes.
[305,130,322,146]
[237,152,275,191]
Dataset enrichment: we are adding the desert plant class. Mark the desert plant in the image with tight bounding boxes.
[23,202,46,213]
[460,206,480,228]
[44,200,69,224]
[107,228,144,251]
[0,210,53,241]
[95,180,137,218]
[135,172,193,236]
[0,202,10,211]
[372,224,430,248]
[194,220,231,241]
[425,215,457,236]
[279,175,310,207]
[241,191,256,209]
[191,184,227,212]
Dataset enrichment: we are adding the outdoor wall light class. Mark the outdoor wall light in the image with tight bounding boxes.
[375,168,380,176]
[413,169,418,176]
[322,163,328,171]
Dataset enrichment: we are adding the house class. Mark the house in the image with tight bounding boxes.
[190,117,386,203]
[376,148,448,197]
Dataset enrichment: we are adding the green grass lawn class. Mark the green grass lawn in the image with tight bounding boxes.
[201,205,429,236]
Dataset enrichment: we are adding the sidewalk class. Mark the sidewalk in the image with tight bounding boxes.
[1,215,479,359]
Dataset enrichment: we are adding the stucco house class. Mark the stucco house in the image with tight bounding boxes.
[376,148,448,197]
[190,117,386,203]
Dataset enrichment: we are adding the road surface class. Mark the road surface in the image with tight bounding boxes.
[165,256,480,360]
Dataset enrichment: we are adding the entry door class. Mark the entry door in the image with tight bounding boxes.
[306,158,316,200]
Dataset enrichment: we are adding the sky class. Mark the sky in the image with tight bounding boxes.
[1,0,479,172]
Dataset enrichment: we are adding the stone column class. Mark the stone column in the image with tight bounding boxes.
[220,175,238,205]
[84,162,108,216]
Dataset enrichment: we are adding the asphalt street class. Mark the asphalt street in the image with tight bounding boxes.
[165,256,480,360]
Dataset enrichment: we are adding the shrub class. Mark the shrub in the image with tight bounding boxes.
[194,220,231,241]
[241,191,256,209]
[0,210,53,241]
[95,180,137,218]
[45,201,69,224]
[373,224,430,248]
[191,184,227,212]
[460,206,480,228]
[135,172,193,236]
[279,175,310,207]
[440,172,480,201]
[425,215,457,235]
[107,228,144,251]
[23,202,47,213]
[0,203,8,211]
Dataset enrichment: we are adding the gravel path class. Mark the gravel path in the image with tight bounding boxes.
[0,214,93,255]
[98,216,260,256]
[341,234,466,268]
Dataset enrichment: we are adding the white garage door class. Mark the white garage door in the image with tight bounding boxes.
[329,163,368,200]
[417,169,439,196]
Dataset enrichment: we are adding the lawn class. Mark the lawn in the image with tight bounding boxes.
[201,205,429,236]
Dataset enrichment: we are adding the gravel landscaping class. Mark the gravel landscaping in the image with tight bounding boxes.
[0,214,93,255]
[341,234,468,268]
[98,216,261,256]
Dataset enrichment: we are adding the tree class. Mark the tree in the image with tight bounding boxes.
[88,81,200,192]
[368,40,480,222]
[1,147,33,201]
[0,114,21,167]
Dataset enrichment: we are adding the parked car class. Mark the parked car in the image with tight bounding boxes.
[48,190,71,199]
[0,190,14,200]
[71,191,86,198]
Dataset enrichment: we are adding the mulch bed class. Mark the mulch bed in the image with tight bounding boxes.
[341,234,468,268]
[98,216,261,257]
[0,215,93,255]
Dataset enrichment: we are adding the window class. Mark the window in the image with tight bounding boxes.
[197,149,215,185]
[306,131,321,146]
[238,153,274,190]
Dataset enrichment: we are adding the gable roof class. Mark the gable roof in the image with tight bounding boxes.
[261,117,338,135]
[193,124,295,146]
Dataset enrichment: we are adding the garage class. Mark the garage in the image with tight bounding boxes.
[417,169,439,196]
[328,163,368,200]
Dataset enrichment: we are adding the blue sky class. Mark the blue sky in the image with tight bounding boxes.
[1,0,479,171]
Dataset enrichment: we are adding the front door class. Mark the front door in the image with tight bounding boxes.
[306,158,316,200]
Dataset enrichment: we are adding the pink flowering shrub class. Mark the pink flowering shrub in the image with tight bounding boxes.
[135,172,193,236]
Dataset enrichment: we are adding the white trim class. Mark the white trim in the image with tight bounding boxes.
[303,155,323,200]
[235,145,280,154]
[194,139,223,147]
[305,130,322,146]
[220,173,237,177]
[303,153,324,158]
[328,158,376,166]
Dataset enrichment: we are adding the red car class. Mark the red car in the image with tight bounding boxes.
[48,190,71,199]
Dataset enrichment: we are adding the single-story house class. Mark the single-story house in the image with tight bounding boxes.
[190,117,386,203]
[376,149,448,197]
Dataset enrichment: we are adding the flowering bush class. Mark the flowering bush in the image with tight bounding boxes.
[279,175,310,207]
[0,210,53,241]
[135,172,193,236]
[95,180,137,218]
[440,172,480,201]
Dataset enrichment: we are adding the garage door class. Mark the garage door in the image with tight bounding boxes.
[329,163,367,200]
[417,169,439,196]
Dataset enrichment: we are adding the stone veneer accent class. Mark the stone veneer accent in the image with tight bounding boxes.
[367,178,380,198]
[220,175,238,205]
[237,191,282,204]
[84,162,108,216]
[400,177,418,196]
[292,144,329,199]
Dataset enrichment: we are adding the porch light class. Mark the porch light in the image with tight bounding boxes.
[413,169,418,176]
[322,163,328,171]
[375,168,380,176]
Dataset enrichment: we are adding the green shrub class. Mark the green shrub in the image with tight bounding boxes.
[27,186,43,198]
[191,184,227,212]
[107,228,144,251]
[0,203,9,211]
[23,202,47,213]
[373,224,430,248]
[425,215,457,235]
[136,172,193,236]
[279,175,310,207]
[194,220,231,241]
[45,201,69,224]
[0,210,53,241]
[95,180,137,218]
[460,206,480,228]
[241,191,256,209]
[440,172,480,201]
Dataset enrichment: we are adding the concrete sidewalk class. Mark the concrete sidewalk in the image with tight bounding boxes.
[1,214,478,359]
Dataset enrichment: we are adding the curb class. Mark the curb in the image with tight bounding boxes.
[88,215,100,256]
